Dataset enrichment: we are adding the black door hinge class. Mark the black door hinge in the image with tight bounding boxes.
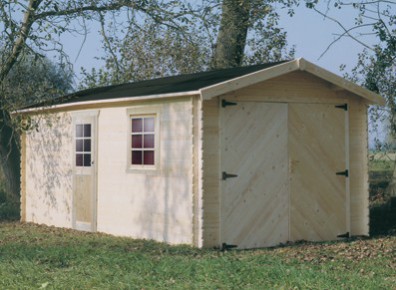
[336,170,349,177]
[221,243,238,251]
[335,103,348,111]
[222,99,237,108]
[337,232,350,238]
[222,171,238,180]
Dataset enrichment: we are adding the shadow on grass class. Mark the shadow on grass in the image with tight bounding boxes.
[369,166,396,237]
[370,197,396,237]
[0,188,20,221]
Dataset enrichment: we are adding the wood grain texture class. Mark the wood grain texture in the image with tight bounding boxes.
[20,132,26,222]
[192,96,203,247]
[223,71,347,104]
[348,98,369,235]
[289,103,347,241]
[220,102,289,249]
[202,99,221,247]
[74,175,93,223]
[200,58,383,105]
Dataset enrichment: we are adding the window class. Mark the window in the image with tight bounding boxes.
[75,124,92,167]
[131,116,156,165]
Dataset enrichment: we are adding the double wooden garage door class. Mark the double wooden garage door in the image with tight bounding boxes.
[221,102,348,249]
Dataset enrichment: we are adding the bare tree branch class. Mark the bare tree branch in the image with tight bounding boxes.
[314,7,375,59]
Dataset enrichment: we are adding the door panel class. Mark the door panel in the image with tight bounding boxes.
[289,103,347,241]
[75,175,93,223]
[221,102,289,249]
[73,113,98,232]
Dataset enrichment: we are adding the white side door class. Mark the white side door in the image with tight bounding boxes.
[72,111,98,231]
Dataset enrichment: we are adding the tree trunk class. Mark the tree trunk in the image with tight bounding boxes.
[211,0,251,69]
[0,110,20,203]
[0,1,39,205]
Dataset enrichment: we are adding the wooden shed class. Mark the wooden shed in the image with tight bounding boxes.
[18,58,384,249]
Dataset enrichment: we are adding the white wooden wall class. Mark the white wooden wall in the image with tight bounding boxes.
[24,113,74,227]
[22,97,197,245]
[96,98,194,244]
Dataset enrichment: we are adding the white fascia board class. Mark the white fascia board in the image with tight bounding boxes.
[14,90,201,114]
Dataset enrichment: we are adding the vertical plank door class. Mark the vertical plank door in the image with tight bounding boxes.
[289,103,348,241]
[220,102,289,249]
[73,114,98,232]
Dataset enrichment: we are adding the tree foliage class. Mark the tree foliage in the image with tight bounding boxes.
[0,0,194,202]
[79,18,211,88]
[0,0,297,204]
[1,54,73,111]
[304,1,396,59]
[306,1,396,136]
[80,0,296,88]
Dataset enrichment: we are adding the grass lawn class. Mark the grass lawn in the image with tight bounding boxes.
[0,222,395,289]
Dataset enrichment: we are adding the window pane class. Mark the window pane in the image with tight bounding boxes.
[144,134,155,148]
[144,117,155,132]
[84,139,91,152]
[76,125,83,137]
[132,118,143,132]
[83,154,91,167]
[132,135,142,148]
[84,124,91,137]
[76,154,83,166]
[144,151,155,165]
[76,139,83,152]
[132,151,143,165]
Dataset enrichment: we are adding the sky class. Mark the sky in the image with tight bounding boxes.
[279,4,366,73]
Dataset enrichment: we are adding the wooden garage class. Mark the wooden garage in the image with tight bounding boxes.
[18,58,384,249]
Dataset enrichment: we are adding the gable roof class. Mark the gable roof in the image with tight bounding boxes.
[200,58,384,104]
[18,58,384,113]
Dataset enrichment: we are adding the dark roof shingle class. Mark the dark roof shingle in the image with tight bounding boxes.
[27,61,288,108]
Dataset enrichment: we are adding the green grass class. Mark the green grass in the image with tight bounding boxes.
[0,222,395,289]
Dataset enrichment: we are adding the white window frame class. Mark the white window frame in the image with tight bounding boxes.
[127,106,160,172]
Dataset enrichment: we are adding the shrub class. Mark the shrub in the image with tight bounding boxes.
[0,189,20,221]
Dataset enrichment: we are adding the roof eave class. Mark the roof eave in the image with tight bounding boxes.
[13,90,201,115]
[298,58,385,106]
